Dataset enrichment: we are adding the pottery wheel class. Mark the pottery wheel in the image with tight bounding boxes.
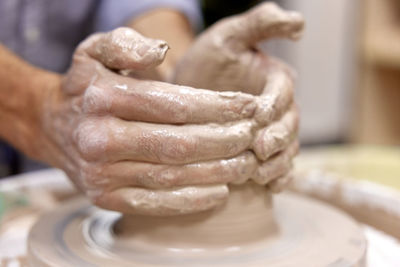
[28,184,366,266]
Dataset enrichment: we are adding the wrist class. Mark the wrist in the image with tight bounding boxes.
[26,69,62,164]
[0,44,63,166]
[3,66,62,163]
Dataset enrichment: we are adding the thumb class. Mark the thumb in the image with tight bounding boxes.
[221,2,304,49]
[76,27,169,70]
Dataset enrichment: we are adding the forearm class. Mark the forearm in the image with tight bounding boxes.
[0,44,60,159]
[127,9,194,81]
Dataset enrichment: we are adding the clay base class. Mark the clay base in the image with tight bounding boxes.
[28,184,366,266]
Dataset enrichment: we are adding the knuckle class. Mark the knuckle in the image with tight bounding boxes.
[108,28,137,54]
[66,56,103,91]
[161,136,197,163]
[74,120,111,160]
[81,165,108,190]
[249,2,279,21]
[260,2,282,16]
[252,129,268,159]
[156,169,181,188]
[78,169,108,206]
[232,152,257,184]
[110,27,134,39]
[153,92,190,124]
[262,2,279,9]
[82,84,111,114]
[171,96,190,123]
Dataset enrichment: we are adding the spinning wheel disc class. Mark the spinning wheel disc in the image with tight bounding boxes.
[28,191,366,266]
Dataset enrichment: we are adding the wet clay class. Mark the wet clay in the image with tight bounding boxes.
[26,4,367,266]
[41,2,303,217]
[28,182,367,266]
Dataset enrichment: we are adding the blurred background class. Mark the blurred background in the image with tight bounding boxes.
[265,0,400,190]
[0,0,399,180]
[268,0,400,146]
[0,2,399,264]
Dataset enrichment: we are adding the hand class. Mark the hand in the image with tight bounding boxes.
[173,2,304,191]
[173,2,303,95]
[38,28,291,215]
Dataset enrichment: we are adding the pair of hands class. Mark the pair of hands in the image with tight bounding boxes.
[39,3,304,215]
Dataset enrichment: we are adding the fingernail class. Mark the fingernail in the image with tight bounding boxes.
[137,40,169,57]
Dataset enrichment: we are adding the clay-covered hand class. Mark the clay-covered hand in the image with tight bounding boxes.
[173,2,303,95]
[173,3,304,191]
[39,27,276,216]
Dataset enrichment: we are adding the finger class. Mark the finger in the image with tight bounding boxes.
[267,171,294,193]
[252,140,299,185]
[93,184,229,216]
[76,27,168,70]
[254,57,295,126]
[100,152,257,190]
[83,75,257,124]
[231,2,304,49]
[75,118,255,164]
[252,105,299,161]
[262,58,295,97]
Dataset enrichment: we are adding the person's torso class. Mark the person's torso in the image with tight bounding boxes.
[0,0,97,73]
